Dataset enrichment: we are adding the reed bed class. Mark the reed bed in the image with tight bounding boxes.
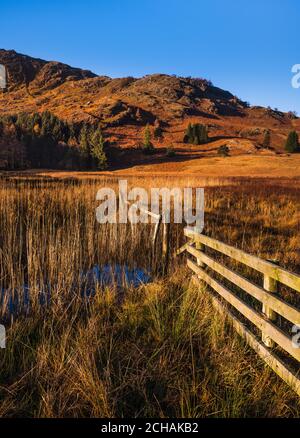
[0,176,299,417]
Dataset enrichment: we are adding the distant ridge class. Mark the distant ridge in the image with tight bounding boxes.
[0,49,299,152]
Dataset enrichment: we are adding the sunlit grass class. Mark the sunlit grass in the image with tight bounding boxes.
[0,176,299,417]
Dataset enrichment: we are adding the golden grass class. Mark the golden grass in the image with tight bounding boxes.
[0,176,299,417]
[112,154,300,178]
[1,268,300,417]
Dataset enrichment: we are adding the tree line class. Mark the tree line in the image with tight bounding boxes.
[1,112,299,170]
[0,111,107,170]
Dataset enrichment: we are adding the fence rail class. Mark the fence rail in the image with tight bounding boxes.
[177,227,300,396]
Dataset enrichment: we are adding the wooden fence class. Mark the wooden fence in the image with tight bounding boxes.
[177,227,300,396]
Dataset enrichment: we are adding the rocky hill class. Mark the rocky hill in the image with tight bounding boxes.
[0,49,96,90]
[0,49,299,158]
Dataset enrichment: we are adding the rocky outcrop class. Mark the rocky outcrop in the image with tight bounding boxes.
[0,49,96,90]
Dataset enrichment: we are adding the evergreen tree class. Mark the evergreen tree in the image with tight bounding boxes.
[192,124,199,144]
[90,128,107,170]
[193,133,200,145]
[32,113,41,129]
[285,131,299,153]
[200,125,208,143]
[184,123,193,143]
[142,125,154,154]
[79,123,90,167]
[41,111,54,137]
[68,123,76,141]
[144,124,151,146]
[262,130,271,149]
[0,111,107,171]
[26,136,44,168]
[52,118,64,143]
[184,123,208,145]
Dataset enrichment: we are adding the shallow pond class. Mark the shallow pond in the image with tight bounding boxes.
[0,264,151,316]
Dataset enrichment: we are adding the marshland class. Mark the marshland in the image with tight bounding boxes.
[0,175,300,417]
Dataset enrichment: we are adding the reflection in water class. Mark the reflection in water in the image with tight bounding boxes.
[84,264,151,289]
[0,265,151,316]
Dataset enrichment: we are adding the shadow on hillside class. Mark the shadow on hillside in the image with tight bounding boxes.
[107,147,213,171]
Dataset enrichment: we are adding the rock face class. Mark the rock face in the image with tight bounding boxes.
[0,49,96,90]
[113,74,247,119]
[0,49,298,151]
[31,61,96,91]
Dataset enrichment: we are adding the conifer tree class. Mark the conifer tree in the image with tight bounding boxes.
[90,128,107,170]
[41,111,54,137]
[200,125,208,143]
[262,130,271,149]
[52,118,64,142]
[79,124,90,153]
[184,123,208,145]
[285,130,299,153]
[78,124,91,168]
[184,123,193,143]
[142,124,154,154]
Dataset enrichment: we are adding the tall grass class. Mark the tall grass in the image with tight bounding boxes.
[1,268,300,417]
[0,176,299,417]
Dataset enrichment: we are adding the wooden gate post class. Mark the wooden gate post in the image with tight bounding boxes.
[262,274,278,348]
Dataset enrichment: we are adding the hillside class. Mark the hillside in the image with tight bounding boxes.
[0,49,299,170]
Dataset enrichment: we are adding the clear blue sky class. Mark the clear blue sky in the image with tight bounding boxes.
[2,0,300,112]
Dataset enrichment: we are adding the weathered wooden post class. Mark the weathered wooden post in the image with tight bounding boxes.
[162,221,170,275]
[151,215,162,273]
[195,240,206,268]
[152,216,162,254]
[262,267,278,348]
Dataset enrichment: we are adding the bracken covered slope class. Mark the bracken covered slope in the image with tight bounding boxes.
[0,49,299,154]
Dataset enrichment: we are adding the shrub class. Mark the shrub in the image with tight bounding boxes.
[218,145,230,157]
[153,126,163,140]
[166,146,176,157]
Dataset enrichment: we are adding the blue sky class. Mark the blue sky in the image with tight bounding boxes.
[1,0,300,112]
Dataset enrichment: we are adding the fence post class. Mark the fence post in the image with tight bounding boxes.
[152,216,162,273]
[262,273,278,348]
[162,222,170,274]
[195,240,206,268]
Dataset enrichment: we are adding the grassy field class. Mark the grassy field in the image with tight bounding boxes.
[0,176,299,417]
[2,152,300,180]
